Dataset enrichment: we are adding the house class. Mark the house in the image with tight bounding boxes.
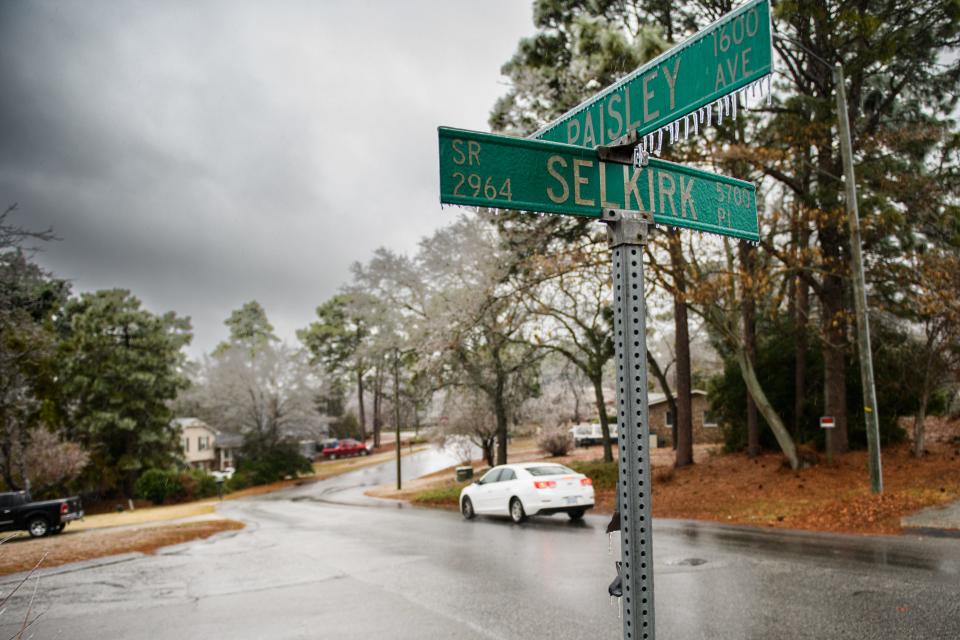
[646,390,722,447]
[173,418,243,472]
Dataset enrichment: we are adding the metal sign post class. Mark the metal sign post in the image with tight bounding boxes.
[603,208,656,640]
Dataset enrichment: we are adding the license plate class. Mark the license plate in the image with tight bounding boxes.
[564,496,579,505]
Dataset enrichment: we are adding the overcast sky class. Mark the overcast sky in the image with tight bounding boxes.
[0,0,534,356]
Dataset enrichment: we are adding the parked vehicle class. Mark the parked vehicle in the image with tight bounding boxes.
[321,438,370,460]
[0,491,84,538]
[569,423,618,447]
[459,463,594,523]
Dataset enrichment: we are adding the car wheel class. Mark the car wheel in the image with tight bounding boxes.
[330,453,337,460]
[461,497,475,520]
[362,449,370,456]
[27,517,49,538]
[568,509,586,521]
[509,497,526,524]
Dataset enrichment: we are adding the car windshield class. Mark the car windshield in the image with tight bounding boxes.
[525,465,574,476]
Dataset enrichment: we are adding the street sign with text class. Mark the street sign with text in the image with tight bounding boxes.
[438,126,759,241]
[531,0,772,149]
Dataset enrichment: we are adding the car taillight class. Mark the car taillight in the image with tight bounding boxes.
[60,502,69,514]
[533,480,556,489]
[580,478,593,486]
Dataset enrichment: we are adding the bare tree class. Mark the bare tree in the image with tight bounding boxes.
[190,343,323,443]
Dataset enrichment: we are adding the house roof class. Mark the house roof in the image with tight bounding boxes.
[172,417,215,433]
[215,432,244,449]
[647,389,707,407]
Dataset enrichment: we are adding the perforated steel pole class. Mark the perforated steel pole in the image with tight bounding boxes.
[603,208,655,640]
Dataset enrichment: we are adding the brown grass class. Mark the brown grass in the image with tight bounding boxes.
[0,519,245,576]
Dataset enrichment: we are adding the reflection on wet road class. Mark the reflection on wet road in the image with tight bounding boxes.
[0,446,957,639]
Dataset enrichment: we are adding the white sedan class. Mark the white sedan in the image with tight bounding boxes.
[459,463,594,523]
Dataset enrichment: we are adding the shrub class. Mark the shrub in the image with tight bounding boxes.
[237,436,313,486]
[537,427,573,457]
[179,469,218,500]
[568,460,617,491]
[331,413,361,440]
[135,469,182,505]
[225,470,251,492]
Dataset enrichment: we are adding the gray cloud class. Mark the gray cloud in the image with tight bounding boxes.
[0,0,531,355]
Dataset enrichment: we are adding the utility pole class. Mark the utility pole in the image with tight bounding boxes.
[394,348,402,491]
[774,33,883,493]
[834,64,883,494]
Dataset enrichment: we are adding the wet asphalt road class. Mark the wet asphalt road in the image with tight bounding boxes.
[1,448,958,640]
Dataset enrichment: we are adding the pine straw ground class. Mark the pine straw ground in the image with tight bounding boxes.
[372,419,960,537]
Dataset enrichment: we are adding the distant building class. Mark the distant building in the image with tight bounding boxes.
[173,418,243,472]
[646,390,722,447]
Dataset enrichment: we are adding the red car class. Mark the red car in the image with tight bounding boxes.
[322,438,370,460]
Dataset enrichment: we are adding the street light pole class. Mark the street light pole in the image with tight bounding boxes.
[833,64,883,493]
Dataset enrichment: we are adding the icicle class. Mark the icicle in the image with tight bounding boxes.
[674,120,681,141]
[717,98,724,126]
[668,122,675,144]
[608,532,613,555]
[706,103,712,126]
[743,87,750,110]
[656,128,663,155]
[731,93,738,120]
[693,111,699,136]
[725,94,732,117]
[618,597,623,620]
[684,115,689,141]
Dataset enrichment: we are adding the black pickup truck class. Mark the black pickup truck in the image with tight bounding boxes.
[0,491,84,537]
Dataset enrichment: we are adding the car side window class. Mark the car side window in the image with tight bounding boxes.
[499,469,516,482]
[479,469,502,484]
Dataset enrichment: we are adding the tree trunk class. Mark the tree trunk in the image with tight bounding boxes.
[494,391,508,466]
[741,240,760,457]
[914,338,937,458]
[669,233,694,468]
[483,437,495,467]
[372,365,383,449]
[913,400,928,459]
[592,375,613,463]
[822,277,849,455]
[356,367,367,444]
[737,348,799,470]
[793,276,809,437]
[646,352,677,449]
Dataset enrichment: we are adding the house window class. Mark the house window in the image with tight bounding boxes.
[198,436,210,451]
[183,438,189,452]
[665,410,674,427]
[703,411,718,428]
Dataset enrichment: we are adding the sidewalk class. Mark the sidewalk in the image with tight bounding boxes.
[901,500,960,538]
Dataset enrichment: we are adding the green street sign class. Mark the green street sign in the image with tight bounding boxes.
[531,0,772,148]
[438,127,758,241]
